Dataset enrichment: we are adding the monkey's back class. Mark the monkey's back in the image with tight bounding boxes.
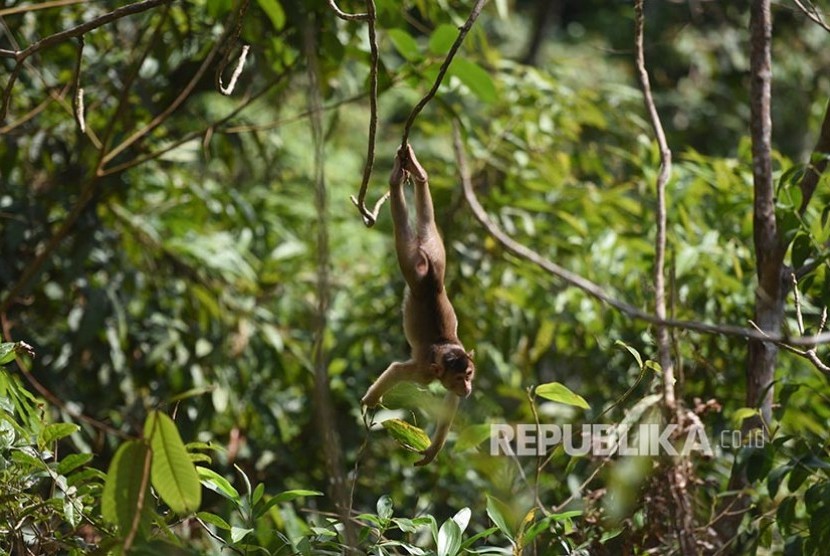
[402,281,459,360]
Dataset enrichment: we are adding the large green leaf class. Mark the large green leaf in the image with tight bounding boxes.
[144,411,202,515]
[101,440,152,535]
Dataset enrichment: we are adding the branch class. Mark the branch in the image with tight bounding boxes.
[349,0,386,227]
[218,45,250,96]
[1,0,172,122]
[0,0,90,18]
[326,0,369,21]
[101,3,234,168]
[215,0,250,95]
[72,37,86,133]
[634,0,676,414]
[100,69,291,177]
[451,121,830,348]
[634,6,696,554]
[793,0,830,32]
[798,97,830,213]
[399,0,488,149]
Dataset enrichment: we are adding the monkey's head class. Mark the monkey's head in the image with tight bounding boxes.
[432,344,475,398]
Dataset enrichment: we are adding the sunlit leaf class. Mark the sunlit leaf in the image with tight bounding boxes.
[535,382,590,409]
[145,411,202,515]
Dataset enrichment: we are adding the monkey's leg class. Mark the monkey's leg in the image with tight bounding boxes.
[402,147,437,237]
[414,392,460,466]
[362,360,420,407]
[389,150,417,276]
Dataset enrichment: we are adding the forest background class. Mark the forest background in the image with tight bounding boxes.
[2,0,830,554]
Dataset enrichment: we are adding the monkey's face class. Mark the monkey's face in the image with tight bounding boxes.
[438,348,475,398]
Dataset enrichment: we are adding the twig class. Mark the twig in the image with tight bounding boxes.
[218,45,250,95]
[450,121,830,348]
[793,0,830,32]
[215,0,250,94]
[101,21,227,167]
[634,0,675,415]
[399,0,488,150]
[72,37,86,133]
[98,3,172,155]
[797,97,830,214]
[0,0,90,18]
[1,0,172,122]
[99,69,290,177]
[327,0,369,21]
[635,9,695,551]
[349,0,386,227]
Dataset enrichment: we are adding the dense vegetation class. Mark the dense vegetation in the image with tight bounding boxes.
[2,0,830,554]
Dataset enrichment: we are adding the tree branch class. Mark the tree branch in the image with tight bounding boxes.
[798,97,830,213]
[451,121,830,348]
[1,0,172,122]
[399,0,488,150]
[349,0,387,227]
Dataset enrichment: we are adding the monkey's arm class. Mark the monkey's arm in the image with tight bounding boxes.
[362,360,420,407]
[414,392,460,466]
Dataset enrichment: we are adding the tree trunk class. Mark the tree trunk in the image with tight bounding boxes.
[716,0,784,545]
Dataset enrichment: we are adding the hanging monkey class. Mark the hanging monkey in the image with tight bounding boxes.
[361,144,475,466]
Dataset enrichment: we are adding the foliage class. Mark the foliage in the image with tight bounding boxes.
[2,0,830,554]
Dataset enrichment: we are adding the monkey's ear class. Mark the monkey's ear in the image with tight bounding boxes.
[430,363,444,379]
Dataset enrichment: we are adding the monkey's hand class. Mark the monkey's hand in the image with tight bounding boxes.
[361,391,380,407]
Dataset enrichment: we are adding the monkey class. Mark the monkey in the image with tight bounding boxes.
[361,144,475,466]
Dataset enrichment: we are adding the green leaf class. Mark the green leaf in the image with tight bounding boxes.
[486,494,514,542]
[377,494,393,520]
[535,382,590,409]
[791,233,812,270]
[258,489,323,515]
[57,452,93,475]
[197,511,231,531]
[449,58,497,103]
[145,411,202,514]
[231,526,253,543]
[0,341,34,365]
[615,340,643,369]
[452,507,471,534]
[101,440,152,534]
[197,466,241,503]
[38,422,80,449]
[388,29,421,62]
[731,407,759,428]
[0,343,15,365]
[437,516,462,556]
[381,419,431,452]
[455,424,491,451]
[428,24,457,55]
[256,0,285,30]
